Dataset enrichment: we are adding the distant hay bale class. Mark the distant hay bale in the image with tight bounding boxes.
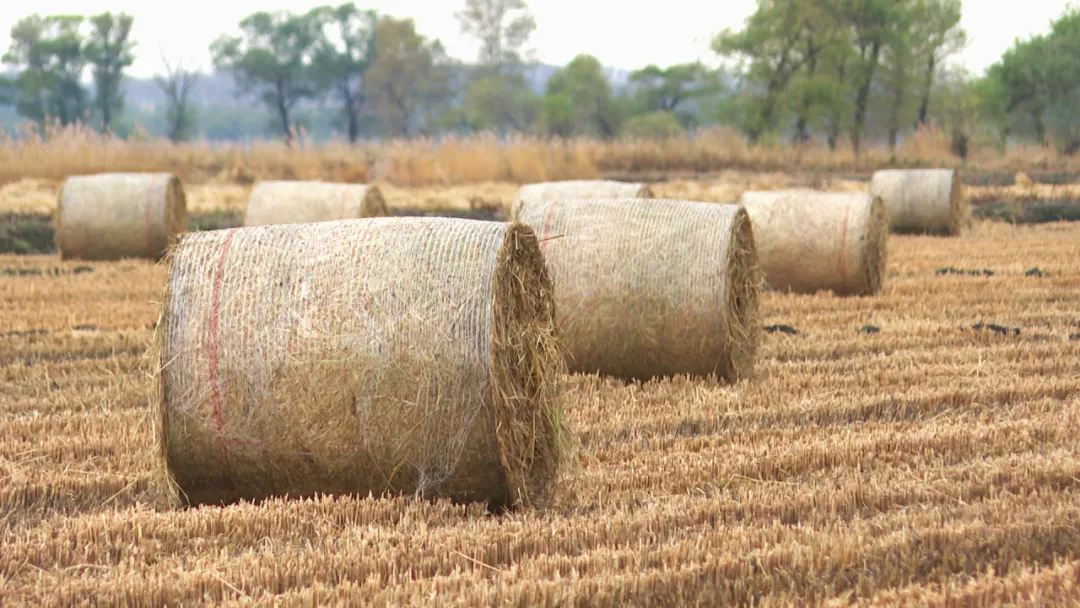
[154,217,567,511]
[870,169,966,235]
[738,190,889,296]
[243,181,389,226]
[516,180,654,205]
[512,198,761,382]
[56,172,187,261]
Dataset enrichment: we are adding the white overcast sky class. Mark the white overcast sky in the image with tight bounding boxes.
[0,0,1073,78]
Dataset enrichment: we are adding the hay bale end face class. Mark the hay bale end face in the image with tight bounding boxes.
[870,169,967,235]
[738,190,889,296]
[243,181,389,227]
[516,180,654,205]
[512,198,761,382]
[56,173,187,261]
[154,217,567,510]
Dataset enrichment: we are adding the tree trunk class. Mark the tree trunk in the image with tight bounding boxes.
[916,55,936,127]
[341,84,360,143]
[1033,110,1046,146]
[851,40,882,156]
[793,42,819,144]
[101,76,113,130]
[275,80,292,143]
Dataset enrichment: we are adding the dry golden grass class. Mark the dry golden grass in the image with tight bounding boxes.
[5,122,1080,192]
[1,218,1079,604]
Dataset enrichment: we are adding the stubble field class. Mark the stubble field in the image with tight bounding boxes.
[1,188,1080,604]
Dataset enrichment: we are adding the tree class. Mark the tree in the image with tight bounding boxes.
[309,3,377,143]
[211,11,320,141]
[542,54,620,137]
[628,62,719,127]
[364,16,450,136]
[785,1,848,143]
[3,15,89,126]
[844,0,911,155]
[713,0,815,143]
[456,0,538,133]
[910,0,965,127]
[454,0,535,71]
[154,54,199,142]
[880,13,913,151]
[84,12,135,131]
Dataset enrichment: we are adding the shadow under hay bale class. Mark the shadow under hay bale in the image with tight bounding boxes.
[243,181,389,226]
[56,173,187,261]
[512,198,761,382]
[738,190,889,296]
[515,180,654,205]
[154,217,568,511]
[870,169,967,235]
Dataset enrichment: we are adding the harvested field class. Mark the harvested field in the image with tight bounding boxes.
[2,218,1079,604]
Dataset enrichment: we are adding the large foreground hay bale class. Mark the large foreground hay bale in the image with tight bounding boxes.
[738,190,889,296]
[869,169,966,235]
[516,180,654,205]
[56,172,187,261]
[154,217,566,511]
[243,181,389,226]
[512,198,761,381]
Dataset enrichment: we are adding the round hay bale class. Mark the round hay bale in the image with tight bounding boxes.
[516,180,654,205]
[243,181,389,227]
[154,217,567,511]
[738,190,889,296]
[512,198,761,382]
[56,172,187,261]
[869,169,966,235]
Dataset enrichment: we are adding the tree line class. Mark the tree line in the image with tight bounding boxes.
[0,0,1077,154]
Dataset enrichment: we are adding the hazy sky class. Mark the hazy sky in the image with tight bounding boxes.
[0,1,1073,78]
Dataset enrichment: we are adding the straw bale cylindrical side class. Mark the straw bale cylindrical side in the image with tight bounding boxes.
[154,217,567,511]
[56,172,187,261]
[243,181,389,226]
[512,198,761,382]
[516,180,654,205]
[869,169,966,235]
[738,190,889,296]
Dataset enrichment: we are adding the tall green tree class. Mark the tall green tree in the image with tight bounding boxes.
[154,54,199,142]
[910,0,965,126]
[542,54,620,137]
[309,3,377,142]
[364,16,451,136]
[455,0,535,70]
[844,0,912,154]
[211,10,321,141]
[455,0,538,132]
[84,12,135,131]
[785,1,848,143]
[3,15,89,126]
[713,0,815,143]
[628,62,719,127]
